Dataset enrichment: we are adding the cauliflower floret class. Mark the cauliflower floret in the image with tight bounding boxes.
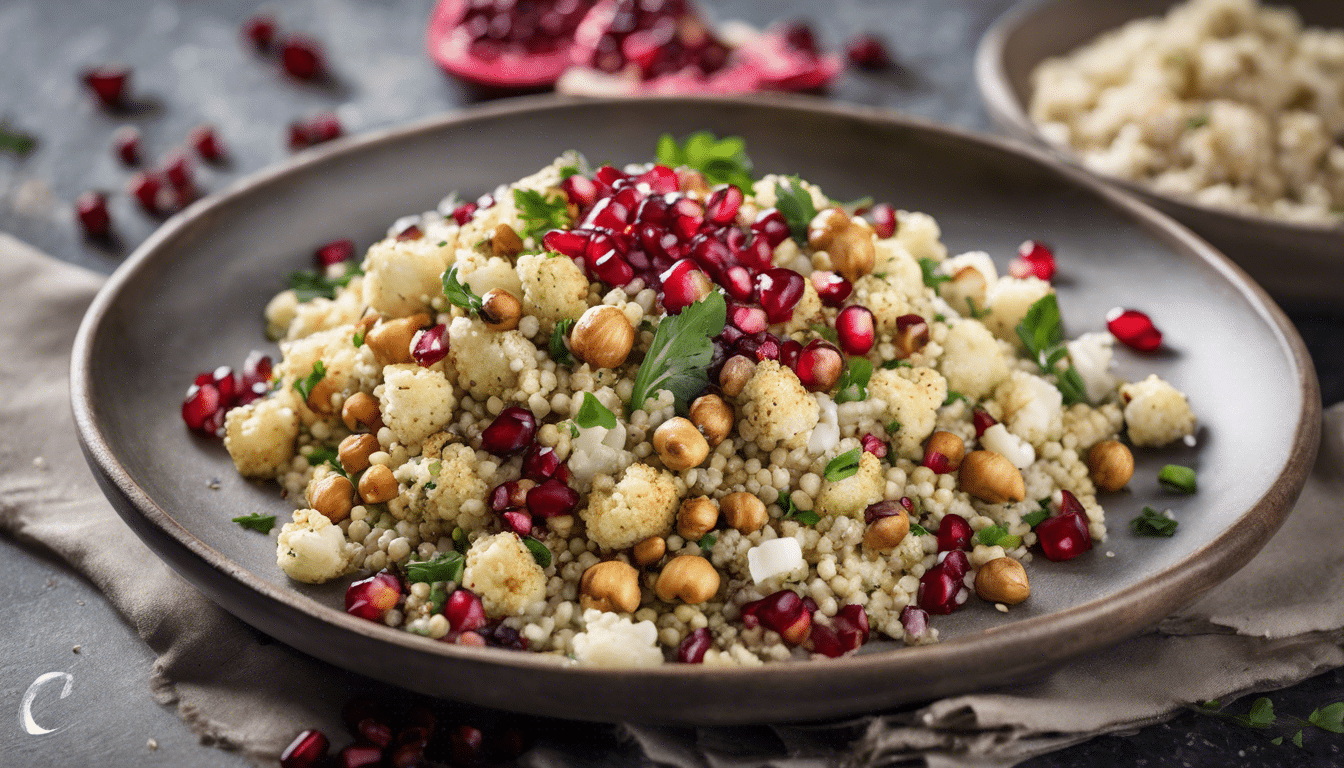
[462,532,547,618]
[580,463,679,550]
[453,250,524,298]
[894,209,947,263]
[571,609,664,667]
[276,325,371,417]
[285,277,367,341]
[1120,374,1196,447]
[938,251,997,318]
[568,417,631,485]
[815,451,885,518]
[981,423,1036,470]
[851,275,912,336]
[752,174,829,211]
[1067,332,1119,403]
[984,276,1053,346]
[516,253,589,332]
[265,289,300,340]
[276,508,353,583]
[736,360,821,452]
[223,391,300,478]
[422,443,489,526]
[871,239,924,300]
[1060,402,1125,451]
[361,237,453,317]
[938,320,1012,401]
[378,364,458,447]
[446,316,540,400]
[868,366,947,459]
[995,371,1064,449]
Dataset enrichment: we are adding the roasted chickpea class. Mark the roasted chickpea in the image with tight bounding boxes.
[358,464,399,504]
[975,557,1030,604]
[958,451,1026,504]
[490,223,524,258]
[654,555,720,604]
[1087,440,1134,492]
[338,433,380,474]
[689,394,734,447]
[341,391,383,432]
[632,536,667,567]
[923,431,966,472]
[570,305,635,369]
[308,474,355,523]
[718,355,756,399]
[305,376,338,415]
[720,492,767,534]
[479,289,522,331]
[677,497,720,541]
[365,313,430,366]
[653,417,710,471]
[580,561,641,614]
[863,507,910,551]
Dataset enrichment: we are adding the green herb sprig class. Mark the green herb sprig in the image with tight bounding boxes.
[405,551,464,584]
[1016,294,1089,406]
[575,392,618,430]
[1194,696,1344,749]
[290,260,363,302]
[523,537,552,568]
[1131,506,1178,537]
[919,258,951,289]
[293,361,326,402]
[779,490,820,527]
[834,357,873,405]
[824,448,862,482]
[441,265,484,314]
[628,291,725,414]
[774,176,820,245]
[655,131,754,192]
[513,188,571,240]
[549,318,576,366]
[232,513,276,534]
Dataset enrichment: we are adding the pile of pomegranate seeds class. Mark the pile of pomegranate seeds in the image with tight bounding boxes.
[428,0,597,88]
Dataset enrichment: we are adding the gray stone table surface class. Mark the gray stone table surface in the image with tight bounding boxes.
[1,1,1341,766]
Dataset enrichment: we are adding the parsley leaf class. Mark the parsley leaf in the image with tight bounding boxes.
[512,188,571,240]
[1022,506,1050,528]
[698,533,717,550]
[909,522,929,536]
[575,392,618,430]
[824,448,862,482]
[307,446,338,467]
[834,357,873,405]
[1243,698,1277,729]
[629,291,725,413]
[293,361,326,402]
[549,318,576,366]
[1131,506,1178,537]
[558,164,580,180]
[943,391,968,407]
[452,527,469,552]
[0,120,37,157]
[405,551,464,584]
[656,131,754,192]
[975,525,1022,549]
[1015,294,1090,406]
[919,258,951,289]
[290,260,363,302]
[779,490,820,526]
[810,322,838,343]
[352,330,364,348]
[1309,703,1344,733]
[428,583,448,613]
[886,420,902,434]
[523,537,552,568]
[774,176,820,245]
[881,358,912,369]
[441,265,484,314]
[232,513,276,533]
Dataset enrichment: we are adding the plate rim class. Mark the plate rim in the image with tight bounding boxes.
[69,93,1322,715]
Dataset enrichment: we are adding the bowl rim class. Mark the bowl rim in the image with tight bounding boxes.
[69,92,1321,697]
[974,0,1344,236]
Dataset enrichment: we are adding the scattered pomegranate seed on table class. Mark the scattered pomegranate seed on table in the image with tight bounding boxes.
[189,125,226,162]
[279,729,329,768]
[1107,307,1163,351]
[242,13,276,51]
[289,113,343,151]
[74,191,111,237]
[845,34,892,70]
[112,126,140,165]
[280,35,326,80]
[161,152,193,190]
[82,65,130,108]
[126,171,165,215]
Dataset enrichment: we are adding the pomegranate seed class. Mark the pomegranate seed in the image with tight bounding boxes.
[281,35,325,80]
[445,589,487,632]
[1107,308,1163,352]
[411,324,449,367]
[809,623,845,657]
[894,314,930,357]
[561,174,600,208]
[355,718,393,749]
[455,631,486,647]
[287,122,310,151]
[340,697,384,735]
[280,730,329,768]
[527,477,580,518]
[337,743,383,768]
[752,209,791,248]
[835,305,876,355]
[483,622,529,650]
[590,249,635,287]
[868,203,897,238]
[780,339,803,369]
[543,229,588,258]
[182,382,222,435]
[522,444,562,480]
[860,434,888,458]
[190,125,227,163]
[757,268,806,324]
[1037,511,1093,562]
[936,514,973,552]
[112,126,140,165]
[127,172,164,215]
[75,191,111,238]
[899,496,916,514]
[864,500,902,524]
[480,407,537,455]
[452,202,480,226]
[660,259,713,314]
[451,725,486,765]
[677,627,713,663]
[741,590,812,645]
[82,66,129,108]
[811,271,852,307]
[727,304,769,335]
[834,604,870,650]
[793,339,843,392]
[846,34,892,69]
[922,450,952,474]
[918,564,967,615]
[781,21,818,53]
[501,509,533,536]
[1010,240,1056,281]
[162,153,193,191]
[314,239,356,267]
[211,366,239,408]
[1057,489,1085,517]
[243,14,276,51]
[938,549,971,582]
[705,185,743,225]
[638,165,680,194]
[972,408,997,437]
[344,572,401,621]
[594,165,626,189]
[900,605,929,639]
[488,481,532,513]
[307,113,342,144]
[395,223,424,242]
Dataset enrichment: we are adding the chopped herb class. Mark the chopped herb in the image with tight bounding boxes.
[558,164,580,180]
[1016,294,1089,406]
[428,584,448,613]
[405,551,464,584]
[698,533,717,550]
[639,318,656,333]
[575,392,618,430]
[965,297,990,319]
[886,420,902,434]
[655,131,754,192]
[834,357,873,405]
[513,188,571,240]
[774,176,820,245]
[943,391,968,407]
[1055,366,1089,406]
[437,241,448,247]
[292,361,326,402]
[427,460,441,476]
[307,446,338,466]
[452,527,469,552]
[289,260,363,302]
[810,322,838,343]
[1246,698,1277,729]
[919,258,951,289]
[423,481,437,491]
[881,358,913,369]
[1131,506,1178,537]
[909,522,929,536]
[441,265,484,314]
[232,513,276,534]
[1022,506,1050,528]
[824,447,862,482]
[550,318,576,366]
[567,421,579,439]
[975,525,1022,549]
[523,537,552,568]
[934,313,947,323]
[1187,114,1209,129]
[872,272,887,279]
[779,490,820,526]
[628,291,726,414]
[0,120,37,157]
[352,330,364,348]
[1158,464,1197,494]
[1309,702,1344,733]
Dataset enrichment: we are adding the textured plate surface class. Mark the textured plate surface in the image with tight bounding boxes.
[72,95,1319,725]
[976,0,1344,304]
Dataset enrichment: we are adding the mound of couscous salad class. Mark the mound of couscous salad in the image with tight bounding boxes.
[180,133,1196,667]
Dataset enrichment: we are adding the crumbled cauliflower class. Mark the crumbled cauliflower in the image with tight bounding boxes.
[580,463,679,550]
[421,443,489,525]
[851,275,912,336]
[938,320,1012,400]
[1120,375,1197,446]
[361,237,454,317]
[868,367,947,459]
[276,325,370,416]
[1061,402,1125,451]
[995,371,1064,449]
[276,508,353,583]
[894,210,947,263]
[571,609,664,667]
[446,317,539,400]
[462,532,548,617]
[568,417,631,485]
[941,251,999,285]
[780,278,825,334]
[264,289,300,340]
[378,364,458,447]
[224,391,300,478]
[981,423,1036,470]
[984,277,1053,346]
[871,239,925,300]
[736,360,821,451]
[816,451,885,517]
[1067,332,1119,402]
[516,253,589,332]
[453,250,524,298]
[284,279,367,341]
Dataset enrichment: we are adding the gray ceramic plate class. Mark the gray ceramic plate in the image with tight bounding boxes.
[72,95,1320,725]
[976,0,1344,304]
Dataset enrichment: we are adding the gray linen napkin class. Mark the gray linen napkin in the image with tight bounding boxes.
[2,231,1342,768]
